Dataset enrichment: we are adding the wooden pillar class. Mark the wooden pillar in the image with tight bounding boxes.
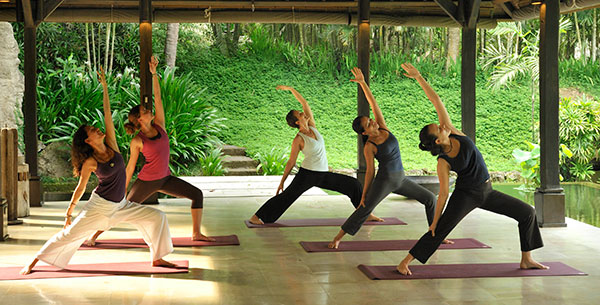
[460,0,478,142]
[535,0,565,227]
[23,25,42,207]
[356,0,370,184]
[139,0,153,110]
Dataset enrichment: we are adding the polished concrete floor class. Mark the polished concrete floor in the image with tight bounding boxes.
[0,188,598,304]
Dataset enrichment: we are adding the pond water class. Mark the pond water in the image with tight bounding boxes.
[493,183,600,228]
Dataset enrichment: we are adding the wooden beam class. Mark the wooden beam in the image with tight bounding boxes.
[499,1,515,19]
[434,0,462,26]
[467,0,482,28]
[356,0,370,185]
[42,0,65,21]
[20,0,34,27]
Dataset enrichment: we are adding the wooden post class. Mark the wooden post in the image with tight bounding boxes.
[139,0,153,110]
[23,25,42,207]
[1,129,22,225]
[356,0,370,185]
[460,0,479,142]
[535,0,565,227]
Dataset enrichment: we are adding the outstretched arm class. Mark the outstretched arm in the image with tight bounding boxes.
[358,144,377,208]
[276,85,315,127]
[149,56,166,130]
[276,136,303,194]
[97,68,119,153]
[350,67,387,130]
[125,137,142,189]
[401,63,463,135]
[429,158,451,237]
[65,159,95,228]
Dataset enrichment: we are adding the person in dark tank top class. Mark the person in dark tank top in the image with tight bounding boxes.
[329,67,445,249]
[396,63,547,276]
[21,68,176,275]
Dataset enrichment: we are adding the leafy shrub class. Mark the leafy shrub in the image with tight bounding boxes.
[197,148,226,176]
[255,148,288,175]
[512,141,572,190]
[35,58,225,175]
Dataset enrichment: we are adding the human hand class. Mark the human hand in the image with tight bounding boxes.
[401,63,421,79]
[350,67,365,84]
[96,67,107,85]
[149,56,158,75]
[276,183,284,195]
[63,216,73,229]
[428,222,438,237]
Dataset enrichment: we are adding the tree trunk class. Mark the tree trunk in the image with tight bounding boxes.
[85,24,92,73]
[104,23,110,71]
[574,12,583,60]
[164,23,180,68]
[593,9,597,62]
[446,27,460,71]
[91,23,97,71]
[109,23,116,73]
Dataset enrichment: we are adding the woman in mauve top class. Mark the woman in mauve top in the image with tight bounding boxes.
[87,56,212,245]
[396,63,546,275]
[21,69,174,275]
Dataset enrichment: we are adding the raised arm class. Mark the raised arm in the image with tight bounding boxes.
[276,136,303,194]
[276,85,315,127]
[350,67,388,130]
[97,68,119,153]
[149,56,166,129]
[401,63,463,135]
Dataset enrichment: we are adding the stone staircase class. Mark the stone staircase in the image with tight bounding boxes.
[221,145,259,176]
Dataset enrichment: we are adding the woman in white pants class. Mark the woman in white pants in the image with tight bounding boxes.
[21,69,175,275]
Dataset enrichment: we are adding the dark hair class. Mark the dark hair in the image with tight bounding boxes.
[352,116,368,144]
[71,124,95,176]
[418,124,444,156]
[286,110,299,128]
[124,105,142,135]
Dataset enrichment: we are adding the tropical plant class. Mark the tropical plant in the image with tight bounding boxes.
[197,148,226,176]
[255,147,288,175]
[512,141,572,190]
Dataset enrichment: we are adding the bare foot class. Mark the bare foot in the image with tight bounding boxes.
[328,238,341,249]
[520,259,549,270]
[442,239,454,244]
[249,215,264,225]
[20,259,38,275]
[152,258,177,268]
[192,233,216,242]
[396,262,412,275]
[366,214,384,222]
[84,239,96,246]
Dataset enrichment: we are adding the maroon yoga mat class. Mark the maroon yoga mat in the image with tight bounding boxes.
[245,217,406,228]
[358,262,587,280]
[79,235,240,250]
[0,260,189,281]
[300,238,490,253]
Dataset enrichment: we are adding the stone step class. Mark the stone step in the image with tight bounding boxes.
[222,155,258,169]
[225,168,259,176]
[221,145,247,156]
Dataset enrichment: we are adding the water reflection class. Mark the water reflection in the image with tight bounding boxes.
[493,183,600,227]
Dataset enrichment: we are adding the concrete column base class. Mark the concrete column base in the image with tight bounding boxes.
[534,190,566,227]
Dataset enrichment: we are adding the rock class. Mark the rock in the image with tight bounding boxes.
[0,22,24,131]
[38,141,73,178]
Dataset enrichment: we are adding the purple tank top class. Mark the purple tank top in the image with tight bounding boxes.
[136,124,171,181]
[95,150,126,202]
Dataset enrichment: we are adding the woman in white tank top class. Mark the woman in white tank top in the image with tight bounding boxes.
[249,86,382,225]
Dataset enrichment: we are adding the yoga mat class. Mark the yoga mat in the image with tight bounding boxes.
[358,262,587,280]
[80,235,240,250]
[0,260,189,281]
[300,238,490,253]
[245,217,406,228]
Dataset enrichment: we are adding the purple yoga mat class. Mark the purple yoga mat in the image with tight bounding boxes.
[79,235,240,250]
[300,238,490,253]
[0,260,189,281]
[358,262,587,280]
[245,217,406,228]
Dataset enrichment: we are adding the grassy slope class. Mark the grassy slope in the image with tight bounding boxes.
[181,49,564,172]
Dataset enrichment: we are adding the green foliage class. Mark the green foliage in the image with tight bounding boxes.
[513,141,572,189]
[255,148,289,175]
[197,148,226,176]
[35,57,225,174]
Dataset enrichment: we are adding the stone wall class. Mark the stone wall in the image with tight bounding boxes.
[0,22,23,129]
